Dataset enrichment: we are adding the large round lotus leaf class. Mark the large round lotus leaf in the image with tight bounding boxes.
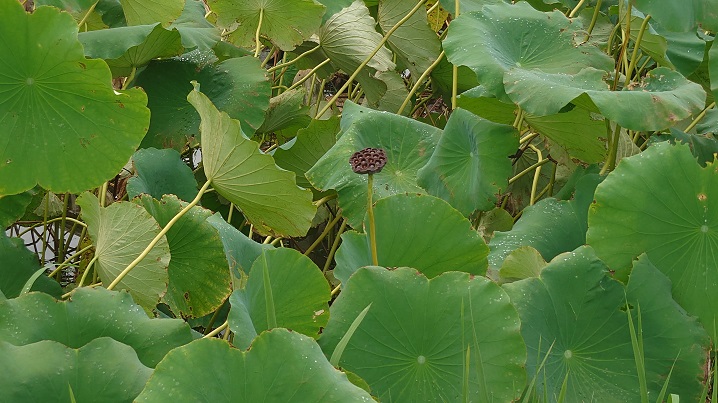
[320,267,526,402]
[377,0,441,83]
[136,330,374,402]
[503,246,708,402]
[273,117,340,189]
[77,192,169,312]
[127,148,199,202]
[135,56,270,150]
[438,0,505,13]
[0,1,150,195]
[0,338,152,403]
[587,141,718,337]
[209,0,325,51]
[228,248,330,349]
[138,195,231,318]
[79,23,184,78]
[306,110,441,228]
[0,287,193,367]
[334,193,489,285]
[443,1,613,102]
[120,0,184,25]
[506,67,707,131]
[417,108,518,215]
[188,86,316,237]
[0,233,62,298]
[207,213,273,279]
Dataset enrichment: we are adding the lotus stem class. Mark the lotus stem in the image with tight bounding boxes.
[624,15,651,86]
[287,58,331,91]
[367,174,379,266]
[584,0,603,41]
[203,320,228,338]
[304,212,343,256]
[323,218,348,274]
[685,101,716,133]
[254,8,264,58]
[267,45,321,73]
[398,50,445,115]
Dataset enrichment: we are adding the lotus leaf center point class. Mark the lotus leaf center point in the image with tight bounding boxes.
[417,355,426,364]
[26,78,34,85]
[564,350,572,359]
[701,225,709,233]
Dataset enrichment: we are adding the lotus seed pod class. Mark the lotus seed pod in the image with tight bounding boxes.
[349,147,387,174]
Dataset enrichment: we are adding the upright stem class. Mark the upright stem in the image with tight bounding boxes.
[254,8,264,58]
[398,50,445,115]
[624,15,651,86]
[451,0,460,110]
[367,174,379,266]
[107,180,212,291]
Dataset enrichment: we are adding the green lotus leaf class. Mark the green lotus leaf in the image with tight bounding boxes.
[711,40,718,102]
[443,1,614,102]
[207,213,273,279]
[506,67,706,131]
[456,85,516,125]
[417,108,518,215]
[120,0,184,25]
[127,148,198,202]
[257,88,311,134]
[315,0,352,22]
[633,0,698,33]
[209,0,325,51]
[273,117,340,189]
[0,338,153,403]
[377,0,441,83]
[320,267,526,402]
[317,0,395,104]
[0,233,62,298]
[503,246,708,402]
[135,56,270,150]
[438,0,505,13]
[169,0,220,51]
[306,107,441,227]
[430,55,480,101]
[653,128,718,166]
[189,85,316,237]
[489,173,602,272]
[0,2,150,195]
[334,193,489,284]
[0,190,35,228]
[76,192,170,312]
[0,287,193,367]
[696,109,718,135]
[498,245,547,282]
[135,330,374,402]
[587,141,718,337]
[36,0,123,30]
[375,70,411,114]
[79,23,184,77]
[138,195,231,318]
[525,106,608,163]
[228,248,330,349]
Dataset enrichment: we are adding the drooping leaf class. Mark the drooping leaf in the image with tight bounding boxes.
[320,267,526,402]
[334,193,489,284]
[417,108,518,215]
[127,148,199,202]
[135,55,270,150]
[489,173,602,272]
[588,141,718,338]
[498,245,547,282]
[135,330,374,402]
[0,338,153,403]
[653,128,718,167]
[455,85,516,125]
[443,1,614,102]
[377,0,441,83]
[0,233,62,298]
[138,195,231,318]
[503,246,708,402]
[256,88,311,134]
[306,104,441,227]
[209,0,325,51]
[188,85,316,237]
[79,23,184,77]
[506,67,706,131]
[35,0,121,30]
[0,287,193,367]
[228,248,330,349]
[76,192,170,312]
[0,1,150,195]
[273,117,340,189]
[206,213,273,279]
[0,190,35,228]
[120,0,184,25]
[170,0,221,51]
